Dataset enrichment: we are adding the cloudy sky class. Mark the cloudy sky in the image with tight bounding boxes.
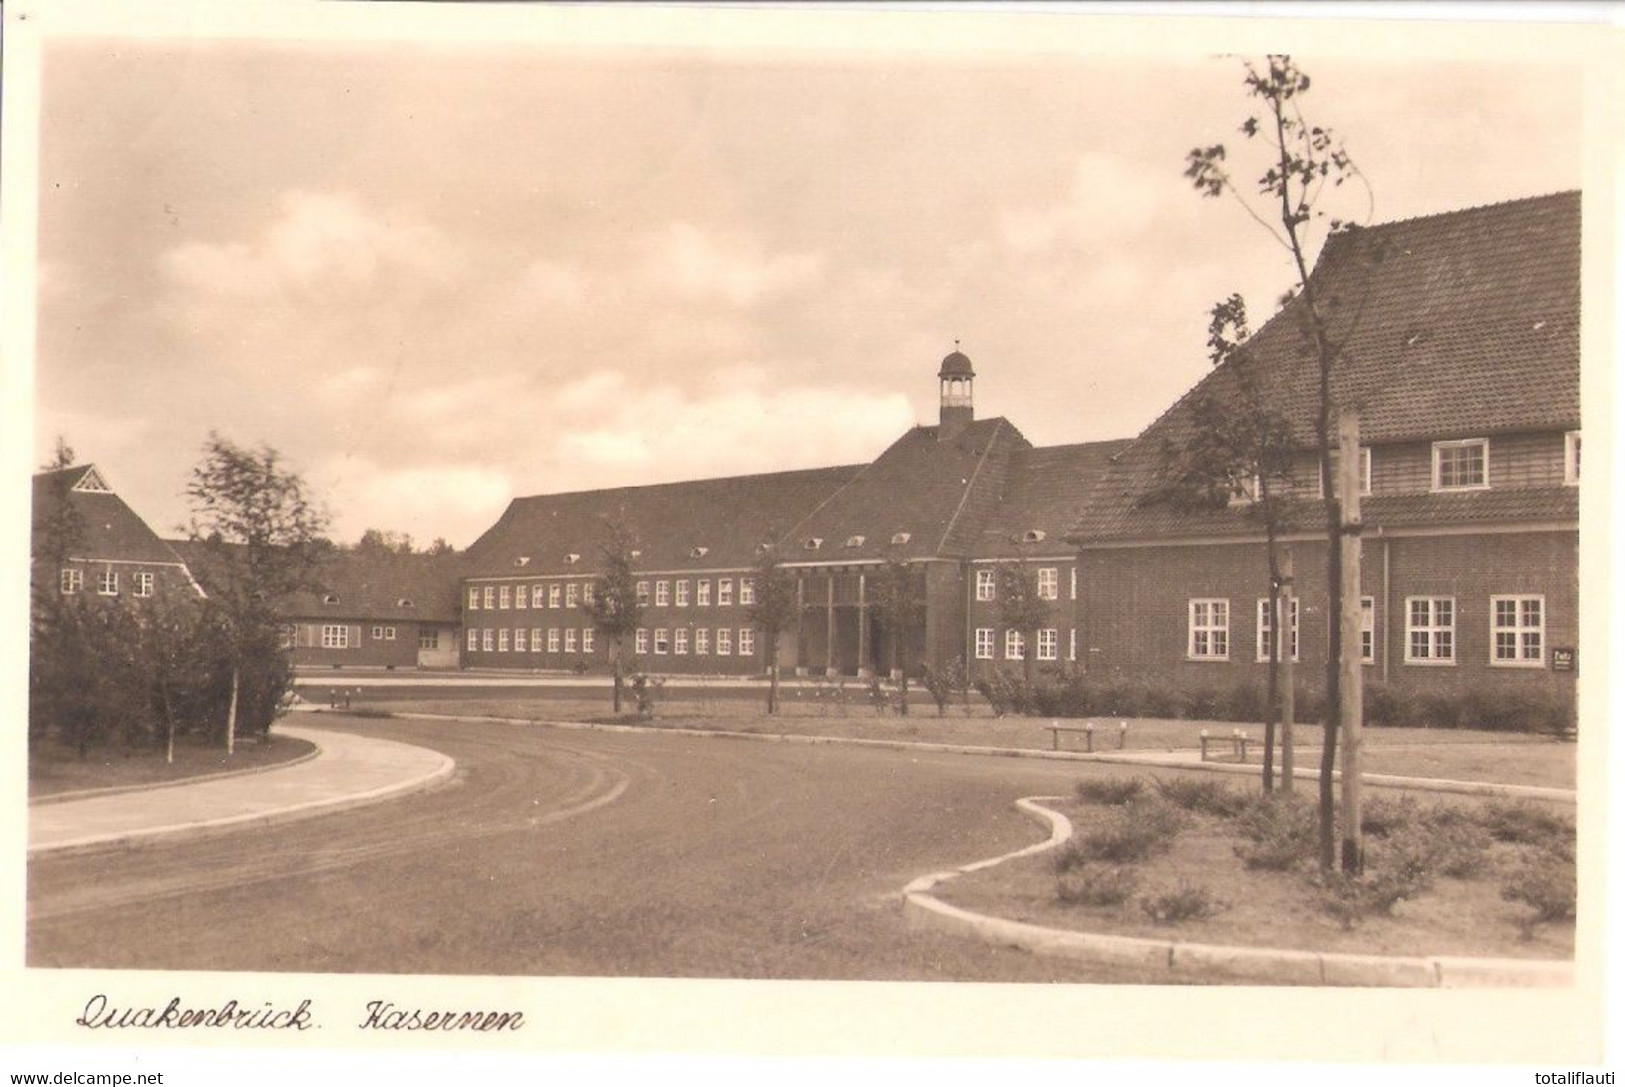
[30,13,1583,547]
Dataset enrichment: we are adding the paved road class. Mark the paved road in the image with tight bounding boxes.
[27,716,1193,982]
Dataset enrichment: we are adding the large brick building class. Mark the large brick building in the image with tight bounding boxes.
[1069,191,1580,699]
[459,351,1123,679]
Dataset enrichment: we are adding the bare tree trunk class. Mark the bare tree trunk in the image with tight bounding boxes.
[768,634,780,715]
[226,665,239,757]
[1262,516,1282,794]
[612,647,623,714]
[1279,549,1296,794]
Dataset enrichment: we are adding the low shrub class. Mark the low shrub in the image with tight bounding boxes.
[1501,852,1577,937]
[1155,775,1251,818]
[1231,793,1318,871]
[1311,855,1432,929]
[1406,818,1493,879]
[1138,683,1184,720]
[1416,691,1462,729]
[1140,881,1229,925]
[1363,682,1412,728]
[1056,798,1185,868]
[1359,794,1422,838]
[1477,800,1575,848]
[1223,679,1267,724]
[1181,684,1224,722]
[1056,864,1141,908]
[1074,776,1144,806]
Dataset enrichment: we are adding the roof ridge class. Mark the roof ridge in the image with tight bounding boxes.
[509,461,864,505]
[1352,189,1578,235]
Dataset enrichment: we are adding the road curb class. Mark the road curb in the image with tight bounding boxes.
[29,739,323,807]
[360,709,1575,804]
[900,796,1573,988]
[28,729,457,860]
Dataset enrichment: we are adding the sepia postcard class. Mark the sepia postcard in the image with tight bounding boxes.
[2,1,1620,1082]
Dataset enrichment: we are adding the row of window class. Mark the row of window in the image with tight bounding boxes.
[634,627,757,657]
[468,581,597,611]
[283,624,438,650]
[637,578,754,608]
[973,627,1076,662]
[59,568,154,597]
[1185,594,1549,667]
[972,566,1073,602]
[468,627,599,654]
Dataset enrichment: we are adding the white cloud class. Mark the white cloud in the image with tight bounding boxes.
[1000,151,1192,255]
[643,222,826,306]
[318,457,514,545]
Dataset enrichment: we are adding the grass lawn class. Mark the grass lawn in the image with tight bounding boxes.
[357,693,1575,790]
[28,733,317,800]
[939,791,1575,963]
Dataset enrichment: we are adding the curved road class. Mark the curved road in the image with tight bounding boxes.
[29,716,1185,982]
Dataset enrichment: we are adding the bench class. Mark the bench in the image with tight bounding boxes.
[1199,729,1251,763]
[1044,721,1130,753]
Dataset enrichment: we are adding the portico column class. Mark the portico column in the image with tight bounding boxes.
[825,572,837,677]
[857,572,870,678]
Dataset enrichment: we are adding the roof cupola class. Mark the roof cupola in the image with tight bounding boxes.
[938,343,975,439]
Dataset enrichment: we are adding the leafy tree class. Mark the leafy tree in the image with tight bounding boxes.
[29,438,86,749]
[184,433,329,754]
[745,543,797,715]
[354,528,417,555]
[868,552,923,716]
[426,537,457,556]
[1145,296,1297,792]
[994,552,1052,687]
[920,655,969,718]
[580,510,643,714]
[1185,55,1371,869]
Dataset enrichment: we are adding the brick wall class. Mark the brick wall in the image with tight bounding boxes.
[1079,529,1576,696]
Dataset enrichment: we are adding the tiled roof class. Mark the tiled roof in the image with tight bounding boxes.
[1072,192,1581,543]
[31,465,191,566]
[462,464,863,577]
[166,539,467,622]
[782,418,1032,562]
[971,439,1132,557]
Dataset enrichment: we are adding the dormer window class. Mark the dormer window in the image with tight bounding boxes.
[844,535,865,549]
[1566,431,1581,485]
[397,598,414,608]
[803,537,823,551]
[514,556,531,568]
[630,549,642,560]
[323,593,340,605]
[890,532,911,546]
[1433,438,1489,491]
[1022,529,1047,544]
[72,467,112,494]
[565,553,581,565]
[1226,476,1260,507]
[690,546,710,558]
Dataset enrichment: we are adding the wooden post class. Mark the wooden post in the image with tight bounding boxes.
[1338,412,1365,874]
[857,572,869,677]
[794,574,806,675]
[1279,549,1295,793]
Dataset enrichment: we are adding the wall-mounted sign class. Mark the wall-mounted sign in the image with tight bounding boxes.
[1552,646,1576,672]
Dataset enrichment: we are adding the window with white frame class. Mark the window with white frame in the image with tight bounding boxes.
[498,629,509,652]
[1037,568,1059,600]
[1491,595,1544,666]
[419,628,439,651]
[499,585,511,609]
[739,578,756,606]
[695,628,710,655]
[60,568,82,594]
[1005,629,1025,660]
[1070,567,1077,601]
[975,628,995,660]
[1036,628,1058,661]
[635,629,649,655]
[1256,598,1300,662]
[1188,599,1229,660]
[371,625,386,640]
[655,580,670,607]
[514,628,527,652]
[482,628,494,652]
[1361,597,1376,663]
[467,628,478,651]
[1433,439,1489,491]
[1226,473,1260,506]
[468,587,480,610]
[636,581,650,606]
[126,570,152,597]
[566,583,579,608]
[582,583,595,605]
[549,584,562,608]
[1566,431,1581,485]
[1069,628,1076,662]
[483,586,495,609]
[1406,596,1455,664]
[97,569,118,596]
[532,585,545,609]
[654,629,669,654]
[697,579,711,606]
[674,628,689,654]
[515,585,527,610]
[716,628,733,656]
[975,569,995,601]
[531,627,543,651]
[718,578,734,606]
[738,627,756,657]
[675,580,690,607]
[544,628,558,653]
[279,624,297,649]
[323,624,350,649]
[566,628,579,653]
[1318,447,1373,499]
[582,628,594,653]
